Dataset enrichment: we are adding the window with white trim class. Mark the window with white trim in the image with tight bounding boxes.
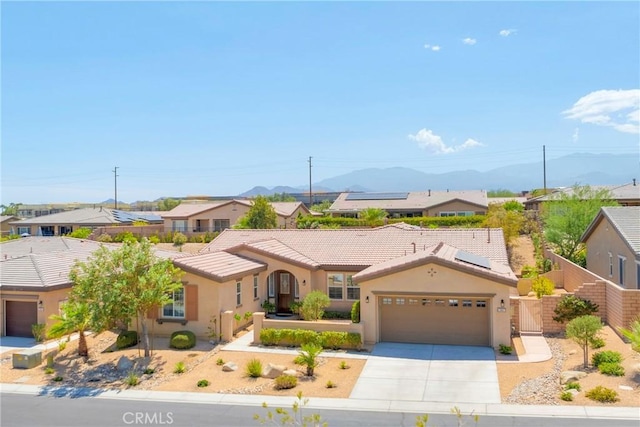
[172,220,188,232]
[608,253,613,277]
[396,298,405,305]
[163,288,185,318]
[236,281,242,306]
[327,273,344,300]
[618,256,626,287]
[346,275,359,300]
[382,297,392,305]
[253,275,259,299]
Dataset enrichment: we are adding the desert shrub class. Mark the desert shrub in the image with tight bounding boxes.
[598,362,625,376]
[148,235,160,244]
[216,358,225,366]
[31,324,46,342]
[173,362,186,374]
[170,330,196,349]
[289,301,303,315]
[565,382,581,391]
[97,233,113,242]
[52,376,63,382]
[322,311,351,320]
[325,380,336,389]
[590,337,606,349]
[114,231,137,243]
[592,350,622,367]
[294,343,323,376]
[243,311,253,322]
[499,344,513,355]
[531,276,555,298]
[585,386,619,403]
[172,232,187,247]
[68,227,92,239]
[197,379,210,388]
[560,391,573,401]
[520,265,538,278]
[57,340,67,352]
[246,358,263,378]
[125,373,139,386]
[44,367,55,375]
[618,316,640,353]
[300,291,331,321]
[260,328,280,346]
[339,361,350,370]
[351,300,360,324]
[345,333,362,349]
[143,368,155,375]
[274,374,298,390]
[553,295,599,323]
[116,331,138,349]
[319,331,347,350]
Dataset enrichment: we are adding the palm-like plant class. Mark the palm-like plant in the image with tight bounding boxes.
[294,343,323,376]
[48,301,92,357]
[619,317,640,353]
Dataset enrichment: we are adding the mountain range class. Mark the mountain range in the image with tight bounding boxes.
[239,153,639,196]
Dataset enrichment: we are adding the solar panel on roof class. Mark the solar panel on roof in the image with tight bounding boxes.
[454,249,491,269]
[345,192,409,201]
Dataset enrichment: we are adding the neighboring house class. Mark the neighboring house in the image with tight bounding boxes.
[161,200,312,233]
[8,207,163,237]
[581,206,640,289]
[0,216,20,236]
[326,190,488,218]
[0,237,183,338]
[524,181,640,211]
[163,225,517,348]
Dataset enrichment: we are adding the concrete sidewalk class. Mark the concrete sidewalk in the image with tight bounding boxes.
[495,333,553,363]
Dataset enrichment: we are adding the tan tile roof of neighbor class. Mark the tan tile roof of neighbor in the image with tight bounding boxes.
[173,251,267,282]
[201,226,509,267]
[327,190,488,213]
[525,182,640,205]
[8,208,162,226]
[352,242,517,285]
[270,202,308,217]
[582,206,640,256]
[0,237,188,291]
[161,200,307,219]
[229,239,321,269]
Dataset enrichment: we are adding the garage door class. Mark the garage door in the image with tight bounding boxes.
[380,296,490,346]
[5,301,38,337]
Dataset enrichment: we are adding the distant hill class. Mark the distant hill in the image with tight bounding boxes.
[239,152,638,195]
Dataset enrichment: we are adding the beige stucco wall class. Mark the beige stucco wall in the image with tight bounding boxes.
[1,288,71,336]
[357,263,512,348]
[424,200,486,216]
[585,217,639,289]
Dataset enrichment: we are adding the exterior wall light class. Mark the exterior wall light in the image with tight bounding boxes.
[365,296,370,304]
[302,280,306,286]
[38,301,44,311]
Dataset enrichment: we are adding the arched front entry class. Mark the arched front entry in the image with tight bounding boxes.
[268,270,300,313]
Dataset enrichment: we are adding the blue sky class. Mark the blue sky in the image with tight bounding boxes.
[2,1,639,204]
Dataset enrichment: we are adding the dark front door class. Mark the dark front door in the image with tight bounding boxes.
[277,272,292,313]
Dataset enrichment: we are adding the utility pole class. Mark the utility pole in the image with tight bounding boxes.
[543,145,547,195]
[308,156,313,207]
[113,167,119,210]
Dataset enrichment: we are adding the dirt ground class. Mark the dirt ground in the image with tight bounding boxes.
[497,326,640,406]
[155,242,206,254]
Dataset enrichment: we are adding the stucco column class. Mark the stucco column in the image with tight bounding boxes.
[221,311,234,342]
[252,312,265,344]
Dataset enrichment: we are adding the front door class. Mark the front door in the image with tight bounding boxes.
[277,272,292,312]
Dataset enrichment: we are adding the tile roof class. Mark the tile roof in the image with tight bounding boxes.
[201,226,509,267]
[327,190,488,213]
[161,200,307,219]
[269,202,308,217]
[525,182,640,204]
[1,215,19,223]
[228,239,321,269]
[352,242,517,285]
[173,251,267,282]
[8,208,161,225]
[582,206,640,255]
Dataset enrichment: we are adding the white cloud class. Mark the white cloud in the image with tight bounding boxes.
[462,38,477,45]
[499,29,517,37]
[572,128,580,143]
[408,129,484,154]
[423,43,441,52]
[562,89,640,134]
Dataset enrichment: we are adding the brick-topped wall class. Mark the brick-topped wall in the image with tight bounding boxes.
[541,294,563,334]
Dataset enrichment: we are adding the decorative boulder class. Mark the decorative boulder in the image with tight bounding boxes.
[560,370,587,384]
[222,362,238,372]
[283,369,298,376]
[262,363,287,379]
[116,356,134,372]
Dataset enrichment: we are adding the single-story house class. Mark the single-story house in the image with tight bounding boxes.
[326,190,488,218]
[581,206,640,289]
[165,224,517,348]
[160,200,312,233]
[1,216,20,236]
[0,237,183,337]
[524,181,640,211]
[8,207,163,237]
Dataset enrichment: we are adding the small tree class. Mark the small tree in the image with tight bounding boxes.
[565,315,603,368]
[359,207,387,226]
[294,343,323,376]
[531,276,554,298]
[172,232,187,248]
[553,295,599,323]
[300,291,331,321]
[157,198,181,211]
[618,316,640,352]
[235,196,278,229]
[48,301,92,357]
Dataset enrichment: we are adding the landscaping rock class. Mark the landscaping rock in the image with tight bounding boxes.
[283,369,298,376]
[262,363,286,379]
[560,370,587,385]
[619,385,633,391]
[116,356,134,372]
[568,350,577,355]
[222,362,237,372]
[567,388,580,396]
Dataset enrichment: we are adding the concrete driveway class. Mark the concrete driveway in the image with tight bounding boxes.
[350,342,500,404]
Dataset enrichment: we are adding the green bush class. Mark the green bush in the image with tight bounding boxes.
[553,295,599,323]
[560,391,574,401]
[565,382,581,391]
[246,358,263,378]
[598,362,625,376]
[52,376,63,382]
[68,227,92,239]
[197,379,210,388]
[351,300,360,324]
[585,386,619,403]
[319,331,347,350]
[260,328,280,346]
[173,361,186,374]
[125,373,139,386]
[148,235,160,244]
[531,276,555,298]
[44,367,55,375]
[300,291,331,321]
[325,380,336,389]
[322,311,351,320]
[143,368,155,375]
[274,374,298,390]
[116,331,138,349]
[345,332,362,349]
[499,344,513,355]
[339,361,350,370]
[590,337,606,349]
[592,350,622,367]
[259,328,361,350]
[97,233,113,242]
[31,324,46,342]
[170,330,196,350]
[114,231,138,243]
[216,358,225,366]
[521,265,538,278]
